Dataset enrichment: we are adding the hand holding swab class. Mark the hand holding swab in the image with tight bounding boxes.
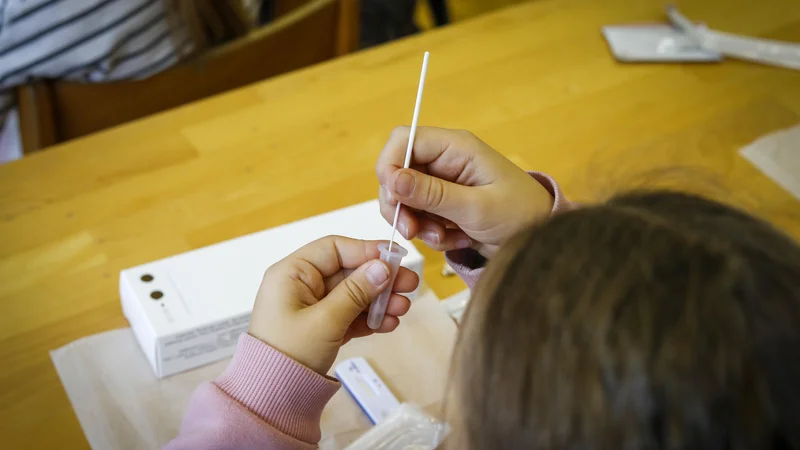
[367,51,430,330]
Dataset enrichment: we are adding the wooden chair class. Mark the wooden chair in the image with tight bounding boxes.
[17,0,359,154]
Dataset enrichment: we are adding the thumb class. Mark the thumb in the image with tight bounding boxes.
[319,260,391,326]
[390,168,477,223]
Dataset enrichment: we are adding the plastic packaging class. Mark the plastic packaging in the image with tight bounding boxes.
[367,243,407,329]
[344,403,449,450]
[667,6,800,70]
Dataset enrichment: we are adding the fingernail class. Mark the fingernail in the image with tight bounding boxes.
[456,238,472,249]
[380,184,392,202]
[418,231,440,245]
[394,172,415,197]
[366,262,390,286]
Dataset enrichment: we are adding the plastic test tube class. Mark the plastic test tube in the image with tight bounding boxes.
[367,242,408,330]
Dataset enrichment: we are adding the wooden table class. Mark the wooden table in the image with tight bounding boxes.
[1,0,799,447]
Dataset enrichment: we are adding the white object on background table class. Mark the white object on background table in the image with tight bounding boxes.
[52,290,458,450]
[740,125,800,201]
[667,6,800,70]
[603,7,800,70]
[602,24,722,62]
[441,289,471,324]
[370,51,430,329]
[120,200,424,378]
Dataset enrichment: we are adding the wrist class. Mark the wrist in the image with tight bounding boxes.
[499,171,554,235]
[523,171,556,220]
[479,171,556,258]
[216,334,340,443]
[248,323,332,376]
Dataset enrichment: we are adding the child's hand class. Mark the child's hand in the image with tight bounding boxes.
[248,236,419,375]
[376,126,554,258]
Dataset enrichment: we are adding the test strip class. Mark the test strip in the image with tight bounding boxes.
[335,357,401,424]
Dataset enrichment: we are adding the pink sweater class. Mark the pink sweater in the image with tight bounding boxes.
[165,173,569,450]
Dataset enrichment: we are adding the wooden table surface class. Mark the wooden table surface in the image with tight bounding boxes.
[1,0,799,447]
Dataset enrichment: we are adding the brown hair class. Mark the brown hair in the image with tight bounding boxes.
[449,191,800,450]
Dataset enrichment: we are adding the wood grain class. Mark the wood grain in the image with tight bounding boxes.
[1,0,799,447]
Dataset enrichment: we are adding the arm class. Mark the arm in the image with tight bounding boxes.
[165,334,339,450]
[165,237,419,450]
[446,171,573,289]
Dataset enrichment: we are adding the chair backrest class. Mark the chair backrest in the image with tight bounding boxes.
[17,0,358,153]
[275,0,317,16]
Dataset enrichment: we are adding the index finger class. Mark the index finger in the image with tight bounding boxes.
[376,126,458,186]
[290,236,404,278]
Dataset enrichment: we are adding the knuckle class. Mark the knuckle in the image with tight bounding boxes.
[306,236,330,252]
[313,235,341,249]
[375,158,391,181]
[390,126,410,141]
[263,258,289,281]
[293,260,319,286]
[281,260,319,296]
[341,277,372,310]
[424,178,446,210]
[378,127,412,182]
[261,266,274,283]
[381,206,395,222]
[308,235,327,247]
[430,239,453,252]
[456,129,476,140]
[375,161,386,181]
[378,184,391,203]
[424,241,443,252]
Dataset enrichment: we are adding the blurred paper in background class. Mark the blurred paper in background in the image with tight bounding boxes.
[740,125,800,201]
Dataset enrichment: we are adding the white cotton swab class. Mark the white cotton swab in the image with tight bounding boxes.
[388,51,430,253]
[366,51,429,330]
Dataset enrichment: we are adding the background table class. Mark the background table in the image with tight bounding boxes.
[1,0,799,447]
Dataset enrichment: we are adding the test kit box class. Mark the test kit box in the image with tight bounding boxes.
[120,200,424,378]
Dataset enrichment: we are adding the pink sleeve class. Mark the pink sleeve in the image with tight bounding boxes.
[165,334,340,450]
[446,172,572,289]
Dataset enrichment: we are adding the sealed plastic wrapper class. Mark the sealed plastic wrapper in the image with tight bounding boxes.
[667,6,800,70]
[344,403,449,450]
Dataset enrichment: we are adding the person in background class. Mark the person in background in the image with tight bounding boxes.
[0,0,255,164]
[164,127,800,449]
[360,0,450,49]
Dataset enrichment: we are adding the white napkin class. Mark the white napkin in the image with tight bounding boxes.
[51,291,458,450]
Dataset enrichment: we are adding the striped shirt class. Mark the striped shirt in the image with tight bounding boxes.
[0,0,194,163]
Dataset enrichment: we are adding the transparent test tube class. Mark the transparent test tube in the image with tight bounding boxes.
[367,242,408,330]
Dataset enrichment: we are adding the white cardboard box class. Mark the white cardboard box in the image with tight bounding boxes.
[120,200,424,378]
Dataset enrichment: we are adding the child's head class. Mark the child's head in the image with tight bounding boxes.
[448,191,800,449]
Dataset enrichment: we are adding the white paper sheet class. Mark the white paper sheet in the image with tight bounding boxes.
[740,125,800,200]
[51,291,457,450]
